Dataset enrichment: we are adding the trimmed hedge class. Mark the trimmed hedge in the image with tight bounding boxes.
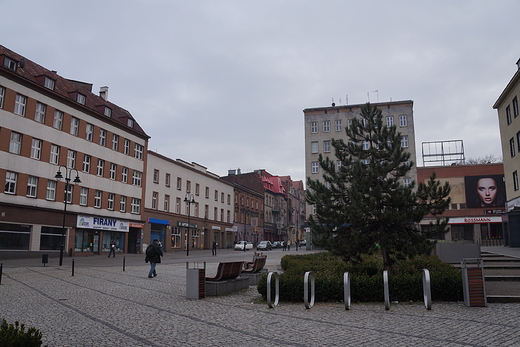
[258,252,463,302]
[0,319,46,347]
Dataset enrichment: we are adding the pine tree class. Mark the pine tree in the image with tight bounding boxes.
[306,103,451,273]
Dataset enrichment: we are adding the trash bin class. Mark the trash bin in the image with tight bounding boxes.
[42,254,48,266]
[186,262,205,299]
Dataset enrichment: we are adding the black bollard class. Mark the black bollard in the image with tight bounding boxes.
[0,263,3,285]
[123,256,126,272]
[72,259,75,277]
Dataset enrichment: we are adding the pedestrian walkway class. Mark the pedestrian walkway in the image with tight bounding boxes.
[1,248,520,346]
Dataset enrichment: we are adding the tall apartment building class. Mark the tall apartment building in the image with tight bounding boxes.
[0,45,149,257]
[144,152,234,251]
[303,100,417,218]
[493,58,520,246]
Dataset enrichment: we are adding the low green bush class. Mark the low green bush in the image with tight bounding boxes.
[0,319,46,347]
[258,252,462,303]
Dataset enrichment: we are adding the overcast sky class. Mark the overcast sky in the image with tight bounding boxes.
[3,1,519,183]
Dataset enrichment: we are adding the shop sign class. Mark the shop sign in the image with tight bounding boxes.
[77,215,129,232]
[448,216,501,224]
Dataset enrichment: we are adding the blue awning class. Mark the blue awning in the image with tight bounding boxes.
[148,218,170,226]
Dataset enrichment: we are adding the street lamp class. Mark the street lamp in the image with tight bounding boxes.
[54,165,81,266]
[242,208,249,252]
[184,193,196,256]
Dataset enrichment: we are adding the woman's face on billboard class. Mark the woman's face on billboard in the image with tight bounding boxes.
[477,178,497,206]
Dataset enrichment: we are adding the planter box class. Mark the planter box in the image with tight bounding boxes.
[436,243,481,264]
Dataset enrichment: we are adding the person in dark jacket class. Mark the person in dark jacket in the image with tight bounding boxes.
[145,239,163,278]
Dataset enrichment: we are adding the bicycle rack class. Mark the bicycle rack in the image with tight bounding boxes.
[267,272,279,308]
[422,269,432,310]
[344,272,351,310]
[304,271,315,309]
[383,270,390,310]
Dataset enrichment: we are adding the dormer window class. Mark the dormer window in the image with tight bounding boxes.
[3,56,17,72]
[104,107,112,117]
[77,93,86,105]
[127,118,134,128]
[44,76,55,90]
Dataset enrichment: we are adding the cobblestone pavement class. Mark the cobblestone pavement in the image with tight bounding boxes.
[1,250,520,346]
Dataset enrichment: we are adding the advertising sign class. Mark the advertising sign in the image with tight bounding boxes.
[77,215,130,232]
[464,175,505,208]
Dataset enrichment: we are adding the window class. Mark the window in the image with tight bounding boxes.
[386,116,393,127]
[35,102,46,123]
[221,192,224,203]
[152,192,158,210]
[67,150,76,169]
[177,177,182,190]
[195,183,200,195]
[23,178,37,199]
[80,188,88,206]
[4,171,17,194]
[164,195,170,212]
[323,140,331,152]
[50,145,60,164]
[337,160,342,171]
[214,207,218,220]
[205,186,209,198]
[30,138,42,160]
[112,134,119,151]
[82,154,91,173]
[122,167,128,183]
[134,144,143,159]
[403,178,411,187]
[99,129,107,146]
[132,171,142,186]
[109,163,117,180]
[0,86,5,108]
[153,169,159,183]
[107,193,115,210]
[227,194,231,205]
[131,198,140,214]
[104,107,112,117]
[165,173,171,187]
[311,162,319,174]
[94,190,102,208]
[510,137,516,157]
[335,119,342,131]
[514,97,519,118]
[3,56,17,71]
[120,196,127,212]
[46,180,56,201]
[14,94,27,116]
[187,180,191,193]
[123,139,130,155]
[176,197,181,213]
[53,110,63,130]
[507,106,512,125]
[399,115,407,127]
[401,136,409,148]
[311,141,318,153]
[362,141,369,150]
[214,190,218,201]
[77,93,86,105]
[85,123,94,141]
[127,118,134,128]
[310,122,318,133]
[70,117,79,135]
[9,132,22,154]
[323,121,330,132]
[514,171,519,191]
[44,77,55,90]
[65,184,73,204]
[97,159,105,176]
[517,131,520,152]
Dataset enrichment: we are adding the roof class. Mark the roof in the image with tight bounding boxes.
[0,45,149,138]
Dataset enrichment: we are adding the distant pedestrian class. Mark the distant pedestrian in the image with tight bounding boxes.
[282,241,287,251]
[212,240,218,256]
[145,239,163,278]
[107,239,116,258]
[287,240,291,251]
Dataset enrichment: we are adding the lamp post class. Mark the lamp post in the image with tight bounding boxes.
[242,208,249,252]
[184,193,196,256]
[54,165,81,266]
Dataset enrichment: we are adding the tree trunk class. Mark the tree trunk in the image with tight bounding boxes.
[381,246,393,275]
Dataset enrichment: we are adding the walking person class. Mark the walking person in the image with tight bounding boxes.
[107,239,116,258]
[212,240,218,256]
[145,239,163,278]
[287,240,291,251]
[282,241,287,251]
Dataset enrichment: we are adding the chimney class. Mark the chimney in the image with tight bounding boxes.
[99,86,109,101]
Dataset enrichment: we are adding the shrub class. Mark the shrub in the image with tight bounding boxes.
[258,252,462,303]
[0,319,45,347]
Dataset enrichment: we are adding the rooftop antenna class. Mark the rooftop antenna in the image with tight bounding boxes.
[346,94,348,105]
[332,97,335,107]
[373,90,379,102]
[367,92,370,102]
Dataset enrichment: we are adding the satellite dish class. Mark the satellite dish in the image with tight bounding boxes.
[19,58,25,68]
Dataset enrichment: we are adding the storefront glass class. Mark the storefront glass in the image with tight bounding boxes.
[74,229,97,252]
[40,226,63,250]
[102,232,124,252]
[0,223,30,250]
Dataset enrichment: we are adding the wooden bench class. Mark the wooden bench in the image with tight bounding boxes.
[242,255,267,273]
[244,252,264,270]
[205,261,244,281]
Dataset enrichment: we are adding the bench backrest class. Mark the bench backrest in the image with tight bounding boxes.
[206,261,244,281]
[243,255,267,273]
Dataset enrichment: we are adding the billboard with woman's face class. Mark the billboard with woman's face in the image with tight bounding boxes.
[464,175,505,208]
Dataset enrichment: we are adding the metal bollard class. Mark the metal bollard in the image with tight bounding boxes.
[344,272,351,310]
[123,256,126,272]
[42,254,48,266]
[422,269,432,310]
[0,263,3,285]
[72,259,75,277]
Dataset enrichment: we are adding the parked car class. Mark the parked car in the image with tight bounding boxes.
[234,241,253,251]
[299,240,306,247]
[272,241,283,249]
[257,241,272,251]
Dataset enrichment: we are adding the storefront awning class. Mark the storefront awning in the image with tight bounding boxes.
[148,218,170,225]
